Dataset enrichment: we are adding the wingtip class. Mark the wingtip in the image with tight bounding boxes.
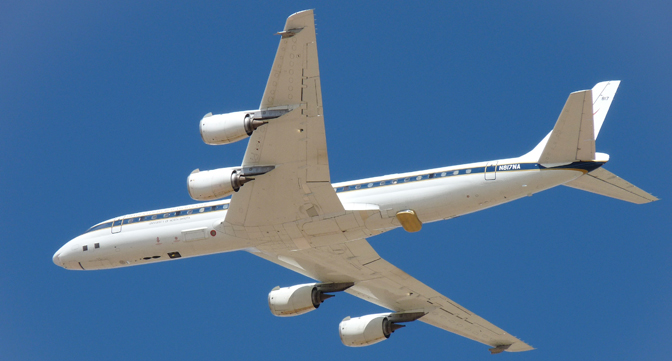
[500,339,535,353]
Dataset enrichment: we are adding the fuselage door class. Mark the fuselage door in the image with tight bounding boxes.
[485,162,498,180]
[111,218,123,233]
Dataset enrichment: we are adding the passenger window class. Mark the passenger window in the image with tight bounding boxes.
[82,245,88,251]
[368,183,373,188]
[453,170,459,175]
[416,176,422,181]
[95,243,100,249]
[466,169,472,174]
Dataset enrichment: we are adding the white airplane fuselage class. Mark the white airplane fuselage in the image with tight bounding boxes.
[53,156,599,271]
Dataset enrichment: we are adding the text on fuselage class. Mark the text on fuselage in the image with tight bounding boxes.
[498,164,521,171]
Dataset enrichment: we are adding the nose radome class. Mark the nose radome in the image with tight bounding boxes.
[52,251,63,267]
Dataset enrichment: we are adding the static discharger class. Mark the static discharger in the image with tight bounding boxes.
[396,210,422,233]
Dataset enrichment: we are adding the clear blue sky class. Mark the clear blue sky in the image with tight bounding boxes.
[1,1,670,360]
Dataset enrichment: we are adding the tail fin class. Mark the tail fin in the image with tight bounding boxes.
[521,81,657,204]
[591,81,620,139]
[539,89,595,163]
[522,81,621,163]
[564,167,659,204]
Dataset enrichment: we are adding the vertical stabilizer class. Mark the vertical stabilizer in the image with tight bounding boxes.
[592,81,620,139]
[538,89,595,164]
[523,81,621,164]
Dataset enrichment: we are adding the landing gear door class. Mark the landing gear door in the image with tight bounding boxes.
[111,218,123,233]
[485,162,497,180]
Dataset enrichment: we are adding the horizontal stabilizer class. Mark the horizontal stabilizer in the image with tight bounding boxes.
[564,168,658,204]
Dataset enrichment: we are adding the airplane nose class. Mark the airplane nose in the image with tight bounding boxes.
[53,251,63,268]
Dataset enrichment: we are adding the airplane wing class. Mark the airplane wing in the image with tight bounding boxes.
[248,238,534,352]
[226,10,344,227]
[225,10,532,352]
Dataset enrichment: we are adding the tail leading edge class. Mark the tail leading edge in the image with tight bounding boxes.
[522,81,658,204]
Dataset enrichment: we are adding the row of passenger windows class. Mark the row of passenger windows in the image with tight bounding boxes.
[334,169,472,193]
[85,204,230,233]
[333,163,539,193]
[84,163,538,233]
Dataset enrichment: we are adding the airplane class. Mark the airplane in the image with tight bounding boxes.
[52,10,658,354]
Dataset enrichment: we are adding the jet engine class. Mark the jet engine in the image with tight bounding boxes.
[200,110,266,145]
[268,282,354,317]
[339,312,425,347]
[187,166,276,201]
[187,167,247,201]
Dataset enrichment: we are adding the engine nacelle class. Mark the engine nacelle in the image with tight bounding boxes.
[268,282,353,317]
[187,167,248,201]
[199,110,266,145]
[339,313,403,347]
[268,283,324,317]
